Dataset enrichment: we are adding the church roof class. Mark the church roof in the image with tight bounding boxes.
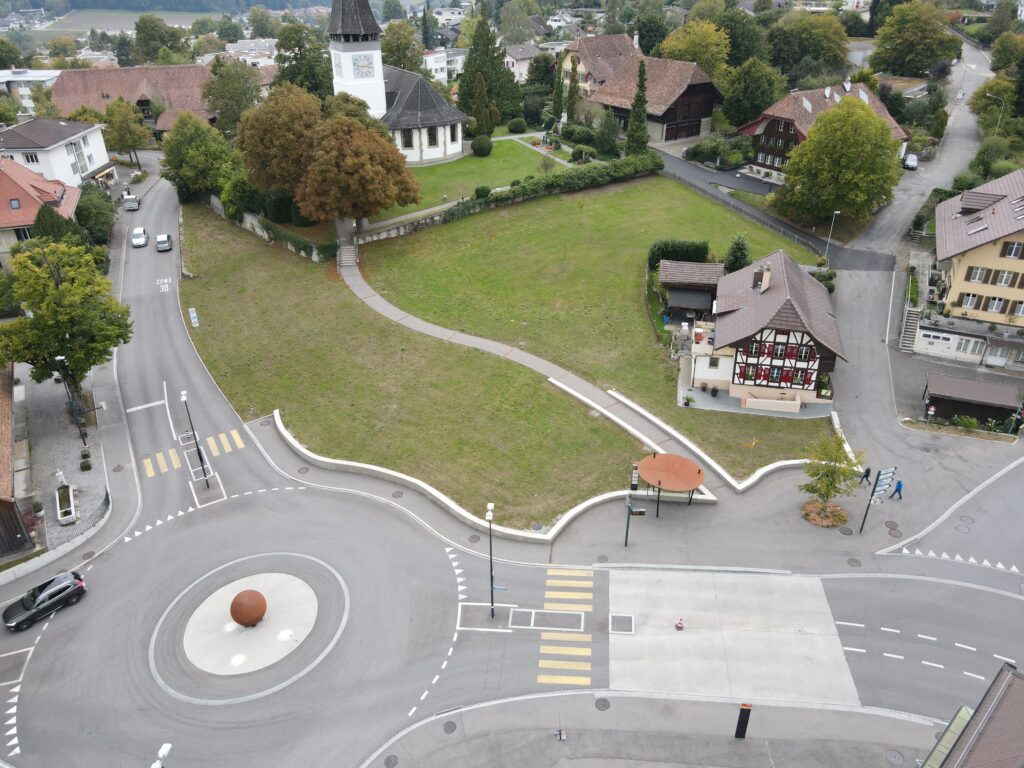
[328,0,381,37]
[382,65,467,129]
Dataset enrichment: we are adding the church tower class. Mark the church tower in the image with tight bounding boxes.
[328,0,387,118]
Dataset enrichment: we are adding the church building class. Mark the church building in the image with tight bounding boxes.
[328,0,468,164]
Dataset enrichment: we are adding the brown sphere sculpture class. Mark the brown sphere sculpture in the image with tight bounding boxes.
[230,590,267,627]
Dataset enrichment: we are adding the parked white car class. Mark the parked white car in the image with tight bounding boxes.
[903,153,918,170]
[131,227,149,248]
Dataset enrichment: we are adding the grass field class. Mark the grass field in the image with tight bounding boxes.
[728,189,868,245]
[362,176,831,478]
[179,204,641,529]
[372,139,552,222]
[29,9,210,42]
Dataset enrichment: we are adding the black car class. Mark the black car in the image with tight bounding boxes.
[3,571,86,631]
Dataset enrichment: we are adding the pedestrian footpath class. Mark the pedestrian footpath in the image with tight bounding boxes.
[536,566,595,687]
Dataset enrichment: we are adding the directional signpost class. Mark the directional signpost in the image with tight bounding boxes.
[859,466,896,534]
[624,464,646,547]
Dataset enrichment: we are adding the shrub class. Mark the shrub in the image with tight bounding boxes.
[508,117,527,133]
[74,184,117,245]
[989,159,1021,179]
[475,185,491,200]
[571,144,596,162]
[471,135,492,157]
[442,199,481,222]
[510,178,521,187]
[290,199,315,227]
[561,124,596,145]
[952,172,983,192]
[647,239,709,269]
[524,95,546,126]
[951,414,979,430]
[263,190,293,223]
[486,151,664,205]
[930,108,948,139]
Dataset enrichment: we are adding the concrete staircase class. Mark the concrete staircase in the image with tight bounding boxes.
[900,307,921,352]
[338,244,358,268]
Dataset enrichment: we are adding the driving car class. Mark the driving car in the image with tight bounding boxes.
[122,194,139,211]
[131,227,148,247]
[155,234,172,252]
[3,571,86,631]
[903,153,918,170]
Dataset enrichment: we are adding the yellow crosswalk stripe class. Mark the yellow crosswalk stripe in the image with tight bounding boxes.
[155,452,168,473]
[544,602,592,612]
[541,632,592,642]
[539,645,591,657]
[230,429,245,449]
[545,591,593,600]
[168,448,181,470]
[219,433,232,453]
[537,674,591,685]
[539,659,591,671]
[546,579,592,588]
[205,436,220,457]
[143,458,154,478]
[547,568,593,577]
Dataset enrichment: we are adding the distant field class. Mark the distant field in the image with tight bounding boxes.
[29,8,210,40]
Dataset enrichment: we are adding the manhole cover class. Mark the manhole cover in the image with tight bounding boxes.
[889,529,903,538]
[112,464,124,472]
[392,490,403,498]
[885,521,899,529]
[82,551,95,561]
[469,534,480,543]
[595,698,610,711]
[847,558,861,567]
[960,515,975,525]
[297,466,309,474]
[610,614,634,633]
[532,523,543,531]
[384,756,398,768]
[597,554,608,563]
[443,720,457,734]
[839,527,853,536]
[261,419,271,426]
[886,749,905,765]
[956,525,971,534]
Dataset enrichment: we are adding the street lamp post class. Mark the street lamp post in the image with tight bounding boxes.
[486,502,495,619]
[54,356,87,446]
[180,390,210,489]
[823,210,840,270]
[986,93,1006,135]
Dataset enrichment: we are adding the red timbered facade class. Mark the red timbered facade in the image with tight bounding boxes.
[731,329,835,393]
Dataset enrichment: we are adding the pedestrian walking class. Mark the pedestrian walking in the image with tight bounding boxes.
[860,467,871,484]
[890,479,903,500]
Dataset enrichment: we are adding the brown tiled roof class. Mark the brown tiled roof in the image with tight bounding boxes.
[935,169,1024,262]
[943,663,1024,767]
[0,363,11,498]
[659,260,724,287]
[565,33,640,84]
[590,55,718,117]
[925,373,1021,409]
[738,82,908,143]
[0,158,80,229]
[50,65,213,132]
[713,250,845,359]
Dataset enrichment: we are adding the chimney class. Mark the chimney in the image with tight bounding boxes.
[760,261,772,293]
[632,31,639,49]
[751,269,763,291]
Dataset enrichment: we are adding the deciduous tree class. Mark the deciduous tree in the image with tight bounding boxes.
[717,8,768,67]
[382,0,406,21]
[74,185,117,245]
[526,51,555,89]
[191,16,218,36]
[798,434,862,512]
[203,60,261,136]
[981,0,1015,45]
[103,98,150,167]
[688,0,725,24]
[274,23,332,101]
[769,12,848,78]
[499,0,534,44]
[323,92,390,138]
[869,1,960,77]
[660,20,730,82]
[237,83,323,191]
[134,14,187,64]
[29,85,59,118]
[0,38,21,68]
[193,34,225,57]
[248,6,281,38]
[113,32,132,66]
[775,98,900,223]
[0,95,17,126]
[161,112,239,200]
[0,240,132,399]
[625,59,648,155]
[48,36,76,58]
[991,31,1024,70]
[294,116,419,221]
[382,19,423,71]
[216,15,245,43]
[634,11,668,55]
[722,58,784,127]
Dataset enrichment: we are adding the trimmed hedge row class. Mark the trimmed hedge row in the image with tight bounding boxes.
[487,151,664,204]
[648,239,709,269]
[257,216,337,262]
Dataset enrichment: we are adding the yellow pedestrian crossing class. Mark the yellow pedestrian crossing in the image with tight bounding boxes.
[537,566,596,687]
[141,431,245,480]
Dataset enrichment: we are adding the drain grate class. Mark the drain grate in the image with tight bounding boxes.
[443,720,457,734]
[384,756,398,768]
[889,529,902,538]
[469,534,480,543]
[848,558,861,567]
[886,749,905,765]
[82,551,95,561]
[956,525,971,534]
[960,515,975,525]
[595,698,610,711]
[885,521,899,529]
[112,464,124,473]
[609,613,634,634]
[297,466,309,474]
[839,527,853,536]
[261,419,271,426]
[392,491,403,499]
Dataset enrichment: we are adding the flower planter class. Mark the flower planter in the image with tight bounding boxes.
[56,483,77,526]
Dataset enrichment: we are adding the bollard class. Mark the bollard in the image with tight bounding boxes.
[735,703,752,739]
[675,618,685,631]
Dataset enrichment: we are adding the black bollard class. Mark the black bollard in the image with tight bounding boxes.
[735,703,752,739]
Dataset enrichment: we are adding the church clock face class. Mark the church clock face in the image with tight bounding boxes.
[353,53,375,79]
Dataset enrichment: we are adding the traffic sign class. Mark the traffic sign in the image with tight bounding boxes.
[188,307,199,327]
[630,508,646,516]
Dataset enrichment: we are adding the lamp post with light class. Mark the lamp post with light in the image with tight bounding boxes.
[180,390,210,489]
[486,502,495,619]
[986,93,1006,135]
[824,210,840,270]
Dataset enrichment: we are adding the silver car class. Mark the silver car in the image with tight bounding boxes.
[903,153,918,170]
[131,227,148,248]
[155,234,172,252]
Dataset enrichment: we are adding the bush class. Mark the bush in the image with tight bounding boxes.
[812,270,837,293]
[510,179,521,187]
[475,185,491,200]
[647,239,709,269]
[508,117,527,133]
[74,184,117,245]
[561,123,596,145]
[952,172,983,192]
[989,159,1021,179]
[442,199,481,222]
[971,135,1011,178]
[471,135,492,157]
[571,144,596,162]
[290,199,315,227]
[930,108,948,139]
[263,190,293,223]
[951,414,979,430]
[0,271,16,314]
[524,95,546,126]
[687,135,753,165]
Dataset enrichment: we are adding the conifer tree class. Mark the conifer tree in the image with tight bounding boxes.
[625,60,649,155]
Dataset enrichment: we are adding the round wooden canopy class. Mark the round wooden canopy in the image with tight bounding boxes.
[636,453,704,492]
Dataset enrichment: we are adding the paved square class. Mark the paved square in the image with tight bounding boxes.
[609,571,860,706]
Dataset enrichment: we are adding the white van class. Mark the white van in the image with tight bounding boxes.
[123,194,139,210]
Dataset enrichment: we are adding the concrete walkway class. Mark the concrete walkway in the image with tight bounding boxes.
[361,692,939,768]
[339,265,737,497]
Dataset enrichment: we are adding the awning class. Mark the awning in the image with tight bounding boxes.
[667,288,712,310]
[83,161,117,180]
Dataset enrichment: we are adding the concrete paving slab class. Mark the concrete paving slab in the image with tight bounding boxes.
[608,571,859,706]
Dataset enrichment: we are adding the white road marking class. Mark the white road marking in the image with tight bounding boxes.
[419,690,428,701]
[447,647,453,657]
[880,627,900,634]
[922,661,944,669]
[964,671,986,681]
[408,707,416,717]
[917,634,937,641]
[42,623,48,632]
[441,660,447,670]
[836,621,864,628]
[126,399,165,413]
[452,632,458,643]
[994,654,1016,664]
[883,653,904,659]
[85,565,93,572]
[843,646,866,653]
[431,675,439,685]
[955,643,976,651]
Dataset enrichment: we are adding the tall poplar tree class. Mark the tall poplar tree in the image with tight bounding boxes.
[566,57,579,123]
[625,60,649,155]
[551,52,565,124]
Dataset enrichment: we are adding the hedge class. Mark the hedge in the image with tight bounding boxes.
[486,151,664,205]
[257,216,335,262]
[561,124,596,145]
[647,239,709,269]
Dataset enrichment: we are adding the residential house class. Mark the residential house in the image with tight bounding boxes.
[0,363,32,557]
[0,158,80,269]
[50,65,213,132]
[446,48,468,78]
[739,81,909,184]
[659,260,724,322]
[925,169,1024,371]
[0,118,116,188]
[689,250,846,411]
[0,69,62,117]
[528,14,551,37]
[590,56,721,140]
[434,6,464,25]
[225,38,277,67]
[504,42,541,84]
[74,49,119,68]
[423,49,448,82]
[560,33,640,96]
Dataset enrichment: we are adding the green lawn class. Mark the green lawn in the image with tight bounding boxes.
[179,205,640,529]
[362,176,831,478]
[372,139,552,222]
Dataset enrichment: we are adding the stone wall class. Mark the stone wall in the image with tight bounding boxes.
[207,196,327,263]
